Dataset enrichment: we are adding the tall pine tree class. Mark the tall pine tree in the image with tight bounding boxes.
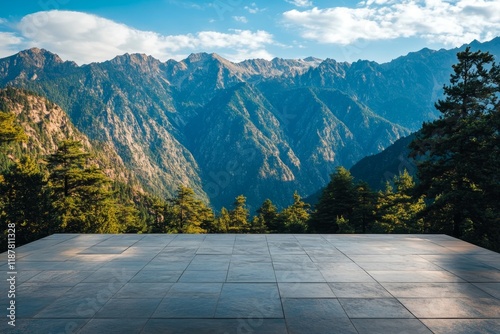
[374,171,425,233]
[410,47,500,249]
[47,140,120,233]
[166,185,213,234]
[228,195,250,233]
[309,166,357,233]
[0,157,54,249]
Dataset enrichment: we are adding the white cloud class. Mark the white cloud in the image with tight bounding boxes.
[286,0,313,7]
[245,3,265,14]
[4,10,275,64]
[233,16,248,23]
[0,32,27,58]
[283,0,500,46]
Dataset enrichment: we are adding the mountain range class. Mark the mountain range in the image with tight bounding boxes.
[1,37,499,209]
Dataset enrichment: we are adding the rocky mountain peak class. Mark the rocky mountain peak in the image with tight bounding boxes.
[108,53,162,74]
[16,47,67,68]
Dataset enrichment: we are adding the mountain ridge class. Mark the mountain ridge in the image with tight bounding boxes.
[1,37,499,209]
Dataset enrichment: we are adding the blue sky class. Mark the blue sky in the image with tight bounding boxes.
[1,0,499,64]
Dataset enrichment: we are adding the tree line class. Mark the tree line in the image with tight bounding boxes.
[1,47,499,251]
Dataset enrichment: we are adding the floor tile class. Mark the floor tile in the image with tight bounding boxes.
[130,270,182,283]
[215,296,283,318]
[95,298,161,318]
[399,297,500,318]
[282,298,348,319]
[78,318,147,334]
[367,270,464,283]
[352,319,432,334]
[422,319,500,334]
[153,296,219,318]
[167,283,223,297]
[142,319,288,334]
[339,298,415,318]
[178,270,228,282]
[114,282,173,299]
[278,283,335,298]
[382,282,493,298]
[0,318,89,334]
[286,317,358,334]
[28,270,93,284]
[276,270,325,283]
[83,269,139,283]
[472,282,500,299]
[329,282,392,298]
[226,268,276,282]
[320,269,377,283]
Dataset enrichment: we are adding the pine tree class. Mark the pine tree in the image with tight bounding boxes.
[0,157,54,249]
[374,171,425,233]
[277,191,310,233]
[249,215,268,233]
[0,111,26,145]
[229,195,249,233]
[213,207,231,233]
[47,140,120,233]
[309,166,357,233]
[350,182,376,233]
[256,198,279,232]
[167,185,213,234]
[410,47,500,249]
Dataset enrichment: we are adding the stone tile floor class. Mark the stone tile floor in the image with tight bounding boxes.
[1,234,500,333]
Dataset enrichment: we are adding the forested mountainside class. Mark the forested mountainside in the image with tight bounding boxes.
[1,37,499,209]
[350,133,417,191]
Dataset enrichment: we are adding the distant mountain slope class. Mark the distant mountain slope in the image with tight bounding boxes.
[0,87,135,185]
[305,133,417,206]
[350,133,417,191]
[0,37,498,208]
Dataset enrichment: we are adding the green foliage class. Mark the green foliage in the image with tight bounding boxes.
[276,192,310,233]
[228,195,250,233]
[350,182,377,233]
[309,167,357,233]
[165,185,213,234]
[256,199,278,232]
[47,140,120,233]
[0,156,54,250]
[410,47,500,250]
[0,111,26,145]
[213,207,231,233]
[374,171,425,233]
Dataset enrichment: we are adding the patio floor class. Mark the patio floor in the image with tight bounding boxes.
[1,234,500,333]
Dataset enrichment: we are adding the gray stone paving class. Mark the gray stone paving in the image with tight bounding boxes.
[1,234,500,333]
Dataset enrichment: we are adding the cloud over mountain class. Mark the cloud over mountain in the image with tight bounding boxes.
[10,10,275,64]
[283,0,500,45]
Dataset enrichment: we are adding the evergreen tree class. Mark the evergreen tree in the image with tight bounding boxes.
[145,195,171,233]
[350,182,376,233]
[309,166,357,233]
[256,198,279,232]
[47,140,120,233]
[213,207,231,233]
[166,185,213,234]
[374,171,425,233]
[277,191,310,233]
[410,47,500,249]
[0,111,26,145]
[249,215,268,233]
[0,157,54,249]
[228,195,250,233]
